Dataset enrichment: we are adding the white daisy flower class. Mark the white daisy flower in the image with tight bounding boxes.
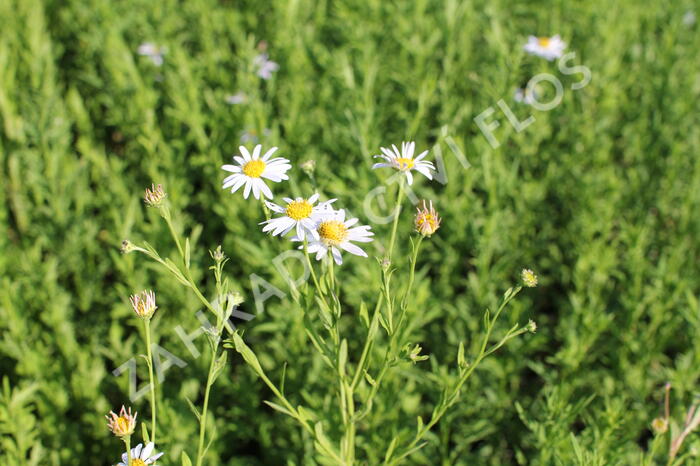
[372,141,434,186]
[225,92,248,105]
[253,53,279,80]
[117,442,164,466]
[222,144,291,200]
[137,43,166,66]
[523,35,566,61]
[261,194,335,240]
[301,209,374,265]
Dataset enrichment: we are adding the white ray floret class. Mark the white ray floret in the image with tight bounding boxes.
[523,35,567,61]
[117,442,164,466]
[299,209,374,265]
[221,144,291,200]
[372,141,434,186]
[261,193,336,240]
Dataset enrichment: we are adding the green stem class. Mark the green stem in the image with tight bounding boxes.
[391,288,523,464]
[125,435,132,466]
[196,344,218,466]
[386,180,405,261]
[144,319,157,445]
[260,197,271,221]
[162,207,185,258]
[303,240,330,310]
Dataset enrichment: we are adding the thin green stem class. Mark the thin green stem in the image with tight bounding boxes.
[162,207,184,258]
[196,344,218,466]
[303,240,330,310]
[144,319,157,445]
[386,180,405,260]
[125,435,132,466]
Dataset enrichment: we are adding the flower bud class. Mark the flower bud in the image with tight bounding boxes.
[106,405,137,437]
[414,200,441,237]
[130,290,157,319]
[521,269,538,288]
[144,184,167,207]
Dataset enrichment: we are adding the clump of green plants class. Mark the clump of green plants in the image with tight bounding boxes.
[111,142,538,464]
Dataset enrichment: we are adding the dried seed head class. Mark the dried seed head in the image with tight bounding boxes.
[144,184,167,207]
[121,240,135,254]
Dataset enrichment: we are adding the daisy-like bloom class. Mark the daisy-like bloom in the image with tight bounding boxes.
[117,442,164,466]
[106,406,137,437]
[221,144,291,200]
[240,128,271,144]
[514,87,539,105]
[414,200,441,237]
[253,53,279,80]
[523,35,566,61]
[130,290,157,319]
[225,92,248,105]
[261,194,335,240]
[137,43,166,66]
[521,269,538,288]
[144,184,166,207]
[302,209,374,265]
[372,142,434,186]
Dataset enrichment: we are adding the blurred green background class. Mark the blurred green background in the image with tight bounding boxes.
[2,0,700,464]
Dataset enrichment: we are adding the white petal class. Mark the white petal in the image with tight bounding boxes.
[331,247,343,265]
[414,150,429,162]
[252,180,261,199]
[222,164,241,173]
[262,146,279,161]
[405,171,414,185]
[141,443,154,459]
[259,180,273,199]
[227,176,247,193]
[252,144,262,159]
[243,179,252,199]
[308,193,319,204]
[340,242,368,257]
[239,146,251,161]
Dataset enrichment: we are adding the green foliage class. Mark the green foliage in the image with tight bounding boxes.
[1,0,700,464]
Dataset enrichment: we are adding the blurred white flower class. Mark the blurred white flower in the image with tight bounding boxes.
[221,144,291,199]
[240,128,270,144]
[523,35,566,61]
[137,42,166,66]
[225,92,248,105]
[299,209,374,265]
[253,53,279,79]
[683,10,696,26]
[372,141,434,186]
[514,87,538,105]
[261,194,336,240]
[117,442,164,466]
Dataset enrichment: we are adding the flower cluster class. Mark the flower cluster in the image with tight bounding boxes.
[221,141,443,264]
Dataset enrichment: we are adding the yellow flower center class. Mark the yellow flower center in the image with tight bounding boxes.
[538,37,550,47]
[132,460,146,466]
[395,157,415,171]
[242,159,266,178]
[113,417,131,435]
[318,220,348,246]
[417,213,438,230]
[285,200,313,220]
